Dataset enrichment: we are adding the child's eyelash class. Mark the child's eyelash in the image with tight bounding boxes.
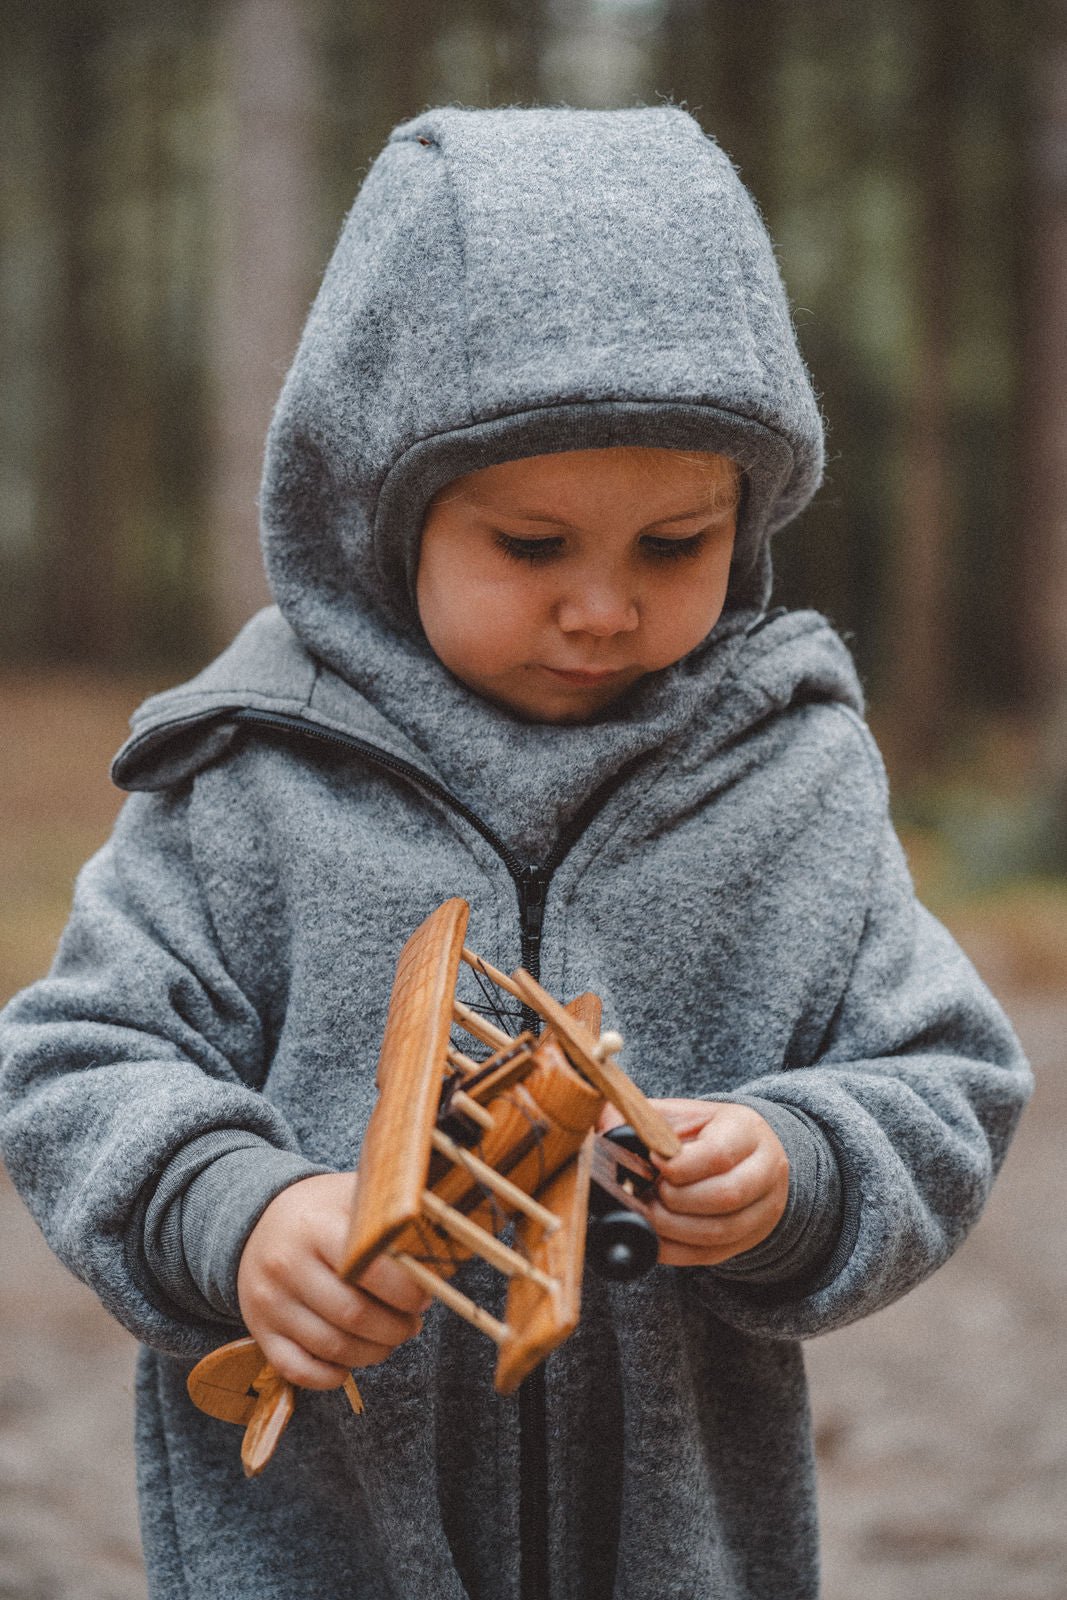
[641,533,708,560]
[494,533,563,563]
[493,531,710,564]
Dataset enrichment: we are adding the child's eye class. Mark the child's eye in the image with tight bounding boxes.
[640,532,708,560]
[493,530,710,565]
[494,533,564,563]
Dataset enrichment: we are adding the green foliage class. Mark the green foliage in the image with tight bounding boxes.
[892,715,1065,895]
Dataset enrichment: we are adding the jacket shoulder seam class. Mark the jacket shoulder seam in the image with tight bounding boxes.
[814,701,889,808]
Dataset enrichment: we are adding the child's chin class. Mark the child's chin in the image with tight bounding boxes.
[490,682,640,725]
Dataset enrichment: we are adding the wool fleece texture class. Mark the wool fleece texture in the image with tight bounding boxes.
[0,105,1031,1600]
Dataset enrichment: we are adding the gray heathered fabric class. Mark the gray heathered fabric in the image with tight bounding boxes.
[0,104,1032,1600]
[143,1130,333,1321]
[259,103,824,668]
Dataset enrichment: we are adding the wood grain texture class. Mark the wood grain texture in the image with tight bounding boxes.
[495,1128,595,1394]
[452,997,512,1050]
[385,1034,601,1266]
[341,897,470,1280]
[186,1337,266,1426]
[393,1252,511,1344]
[510,967,682,1158]
[562,990,602,1037]
[240,1368,295,1478]
[420,1188,556,1289]
[187,920,674,1465]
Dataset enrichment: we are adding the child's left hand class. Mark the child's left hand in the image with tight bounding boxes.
[598,1099,790,1267]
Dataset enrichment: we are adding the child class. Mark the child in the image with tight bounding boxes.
[0,106,1031,1600]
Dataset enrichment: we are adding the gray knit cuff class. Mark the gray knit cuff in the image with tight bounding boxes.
[143,1132,332,1323]
[698,1096,843,1286]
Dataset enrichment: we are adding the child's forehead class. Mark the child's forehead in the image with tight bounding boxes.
[431,446,740,512]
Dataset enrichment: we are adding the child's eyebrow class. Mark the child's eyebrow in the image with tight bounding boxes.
[496,510,573,528]
[490,505,729,532]
[638,506,731,529]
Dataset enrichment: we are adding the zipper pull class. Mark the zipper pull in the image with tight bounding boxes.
[516,866,549,972]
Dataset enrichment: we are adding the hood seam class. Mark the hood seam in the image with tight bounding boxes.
[429,137,477,427]
[378,394,798,487]
[369,133,478,608]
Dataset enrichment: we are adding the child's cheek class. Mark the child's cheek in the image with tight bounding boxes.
[654,564,733,662]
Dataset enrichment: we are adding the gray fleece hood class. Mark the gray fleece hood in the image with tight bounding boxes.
[115,105,835,862]
[261,103,824,676]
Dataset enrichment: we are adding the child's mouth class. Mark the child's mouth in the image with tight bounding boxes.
[542,666,628,686]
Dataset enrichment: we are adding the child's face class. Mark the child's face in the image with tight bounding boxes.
[416,447,739,723]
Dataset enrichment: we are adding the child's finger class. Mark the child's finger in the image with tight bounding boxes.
[358,1252,435,1316]
[255,1331,357,1392]
[654,1115,761,1185]
[645,1098,725,1140]
[657,1148,779,1217]
[300,1264,426,1346]
[649,1187,785,1258]
[273,1301,404,1375]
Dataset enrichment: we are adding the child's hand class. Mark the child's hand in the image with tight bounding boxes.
[598,1099,789,1267]
[236,1172,432,1390]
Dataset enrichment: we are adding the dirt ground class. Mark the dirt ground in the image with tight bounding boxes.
[1,672,1064,1599]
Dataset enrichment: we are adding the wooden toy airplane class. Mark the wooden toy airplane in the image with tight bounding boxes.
[187,897,680,1476]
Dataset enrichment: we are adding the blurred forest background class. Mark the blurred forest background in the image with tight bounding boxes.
[3,0,1067,924]
[2,4,1067,1599]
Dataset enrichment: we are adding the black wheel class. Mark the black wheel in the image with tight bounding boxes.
[587,1208,659,1281]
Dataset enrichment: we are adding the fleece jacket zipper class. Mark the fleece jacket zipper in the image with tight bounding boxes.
[230,705,638,1600]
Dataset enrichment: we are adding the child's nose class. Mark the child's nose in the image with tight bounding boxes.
[555,582,639,637]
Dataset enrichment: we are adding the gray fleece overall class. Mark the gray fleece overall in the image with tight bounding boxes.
[0,106,1030,1600]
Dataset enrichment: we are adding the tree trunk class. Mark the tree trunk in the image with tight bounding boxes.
[882,6,958,779]
[1022,14,1067,852]
[40,9,119,663]
[208,0,315,647]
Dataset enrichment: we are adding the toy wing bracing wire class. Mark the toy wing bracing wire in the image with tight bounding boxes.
[187,897,681,1477]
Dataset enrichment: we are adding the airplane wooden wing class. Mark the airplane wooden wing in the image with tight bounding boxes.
[342,895,471,1278]
[187,897,674,1475]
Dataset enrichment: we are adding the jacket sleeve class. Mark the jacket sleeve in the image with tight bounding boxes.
[689,812,1033,1340]
[0,785,327,1359]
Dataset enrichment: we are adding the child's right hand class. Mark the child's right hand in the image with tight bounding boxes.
[236,1172,431,1390]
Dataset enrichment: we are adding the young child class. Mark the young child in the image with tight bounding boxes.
[0,106,1031,1600]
